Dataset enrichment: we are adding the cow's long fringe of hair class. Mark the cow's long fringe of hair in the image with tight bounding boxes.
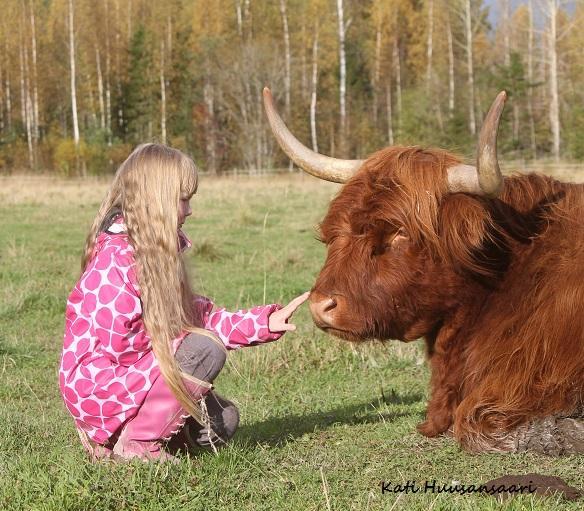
[81,143,219,427]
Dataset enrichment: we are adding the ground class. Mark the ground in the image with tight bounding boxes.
[0,169,582,510]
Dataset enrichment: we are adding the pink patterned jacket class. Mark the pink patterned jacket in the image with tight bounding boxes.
[58,217,283,444]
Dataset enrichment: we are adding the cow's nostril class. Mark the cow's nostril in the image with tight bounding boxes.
[323,297,337,313]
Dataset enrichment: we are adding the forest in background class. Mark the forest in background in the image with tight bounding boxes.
[0,0,582,176]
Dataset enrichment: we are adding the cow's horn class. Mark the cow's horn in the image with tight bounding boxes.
[263,87,363,183]
[447,91,507,197]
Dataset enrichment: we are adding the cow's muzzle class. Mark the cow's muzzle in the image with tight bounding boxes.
[309,291,338,330]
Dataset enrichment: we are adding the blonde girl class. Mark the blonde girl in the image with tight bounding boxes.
[59,143,308,461]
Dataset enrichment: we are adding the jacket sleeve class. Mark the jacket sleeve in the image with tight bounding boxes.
[83,247,151,366]
[196,296,284,350]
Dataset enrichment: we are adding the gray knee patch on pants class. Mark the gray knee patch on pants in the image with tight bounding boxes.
[175,333,226,384]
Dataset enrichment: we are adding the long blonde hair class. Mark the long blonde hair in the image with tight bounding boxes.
[82,143,218,425]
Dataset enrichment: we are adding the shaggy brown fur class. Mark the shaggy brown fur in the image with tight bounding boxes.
[311,146,584,453]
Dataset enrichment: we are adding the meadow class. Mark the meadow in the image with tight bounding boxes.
[0,169,582,510]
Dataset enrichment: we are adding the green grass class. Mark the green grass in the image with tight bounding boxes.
[0,174,582,510]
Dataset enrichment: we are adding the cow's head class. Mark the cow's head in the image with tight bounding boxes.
[264,88,508,342]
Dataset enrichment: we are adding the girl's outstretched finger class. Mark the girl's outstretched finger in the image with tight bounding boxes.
[284,291,310,313]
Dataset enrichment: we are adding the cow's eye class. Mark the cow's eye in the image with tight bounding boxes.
[392,228,408,244]
[371,228,407,257]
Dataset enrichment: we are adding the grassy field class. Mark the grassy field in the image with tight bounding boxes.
[0,169,583,511]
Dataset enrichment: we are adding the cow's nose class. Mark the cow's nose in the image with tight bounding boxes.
[309,295,338,328]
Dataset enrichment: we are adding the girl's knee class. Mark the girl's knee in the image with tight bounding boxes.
[176,333,226,383]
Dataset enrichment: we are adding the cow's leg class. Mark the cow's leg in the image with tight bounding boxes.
[417,335,463,437]
[417,345,462,437]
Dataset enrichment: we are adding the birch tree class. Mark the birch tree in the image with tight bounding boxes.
[310,21,320,152]
[336,0,347,155]
[543,0,561,160]
[68,0,80,150]
[463,0,476,136]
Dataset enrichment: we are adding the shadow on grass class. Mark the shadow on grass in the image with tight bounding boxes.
[236,391,425,447]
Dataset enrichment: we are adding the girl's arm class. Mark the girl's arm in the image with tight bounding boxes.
[195,293,309,350]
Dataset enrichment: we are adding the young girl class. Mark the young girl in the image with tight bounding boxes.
[58,143,308,461]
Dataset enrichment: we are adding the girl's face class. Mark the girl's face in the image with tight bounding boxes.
[178,197,192,227]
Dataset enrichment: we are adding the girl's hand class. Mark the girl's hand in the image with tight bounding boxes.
[269,292,310,332]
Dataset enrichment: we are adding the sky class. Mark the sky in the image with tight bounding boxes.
[484,0,577,28]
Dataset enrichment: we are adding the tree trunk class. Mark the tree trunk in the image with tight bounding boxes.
[464,0,476,136]
[336,0,347,156]
[373,25,382,125]
[160,41,167,145]
[87,71,97,128]
[279,0,291,118]
[310,22,319,152]
[301,19,307,103]
[68,0,82,175]
[127,0,132,42]
[204,60,217,175]
[426,0,434,95]
[0,65,4,132]
[527,0,537,158]
[244,0,253,40]
[393,34,402,131]
[446,8,455,118]
[29,0,39,142]
[96,46,105,130]
[4,40,12,132]
[18,16,33,169]
[386,82,394,145]
[547,0,560,161]
[68,0,79,147]
[235,0,243,38]
[105,1,112,143]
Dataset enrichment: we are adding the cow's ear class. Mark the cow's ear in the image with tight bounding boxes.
[437,194,493,276]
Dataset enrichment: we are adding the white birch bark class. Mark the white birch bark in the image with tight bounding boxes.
[167,16,172,59]
[19,42,26,127]
[128,0,132,42]
[279,0,291,117]
[204,62,216,174]
[546,0,560,160]
[386,82,394,145]
[393,35,402,128]
[464,0,476,136]
[87,71,97,128]
[160,41,167,145]
[527,0,536,157]
[0,65,3,132]
[96,46,105,130]
[336,0,347,154]
[235,0,243,38]
[4,40,12,132]
[426,0,434,95]
[105,1,112,142]
[29,0,39,141]
[373,25,382,125]
[301,19,307,102]
[68,0,79,146]
[446,8,455,117]
[310,22,319,152]
[244,0,252,40]
[22,33,34,168]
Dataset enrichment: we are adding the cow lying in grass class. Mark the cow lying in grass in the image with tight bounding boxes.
[264,87,584,454]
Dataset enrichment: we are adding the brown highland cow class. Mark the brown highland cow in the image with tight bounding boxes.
[263,88,584,454]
